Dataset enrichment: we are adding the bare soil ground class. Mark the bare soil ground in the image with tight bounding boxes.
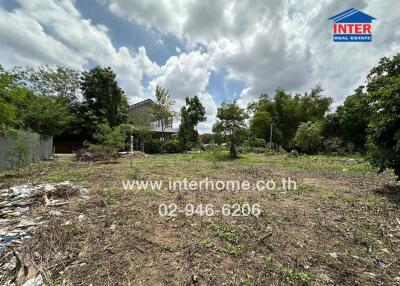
[1,153,399,285]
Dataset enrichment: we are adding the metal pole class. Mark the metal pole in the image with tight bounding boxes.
[130,135,133,153]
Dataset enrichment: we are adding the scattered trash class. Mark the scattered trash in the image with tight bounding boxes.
[329,252,338,258]
[0,182,90,285]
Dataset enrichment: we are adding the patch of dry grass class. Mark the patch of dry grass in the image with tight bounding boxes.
[1,153,399,285]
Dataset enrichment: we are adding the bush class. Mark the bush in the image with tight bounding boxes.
[202,143,217,151]
[247,138,266,148]
[144,139,161,154]
[93,123,126,151]
[252,147,266,153]
[287,149,299,158]
[265,146,287,155]
[163,139,183,153]
[293,121,322,154]
[237,145,252,154]
[322,137,345,155]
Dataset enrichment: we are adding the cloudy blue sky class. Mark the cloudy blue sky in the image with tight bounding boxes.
[0,0,399,132]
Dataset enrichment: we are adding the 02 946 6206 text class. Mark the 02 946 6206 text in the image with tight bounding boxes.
[158,203,261,217]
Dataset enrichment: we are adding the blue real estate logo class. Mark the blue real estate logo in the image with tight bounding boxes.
[329,8,376,42]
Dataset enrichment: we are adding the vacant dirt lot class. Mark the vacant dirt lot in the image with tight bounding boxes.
[1,153,399,285]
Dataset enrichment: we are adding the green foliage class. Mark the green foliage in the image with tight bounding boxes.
[213,101,248,158]
[0,65,71,136]
[321,113,342,139]
[246,138,266,148]
[150,86,176,142]
[93,123,126,151]
[287,149,299,158]
[199,133,213,144]
[336,86,372,152]
[250,111,273,143]
[163,139,183,153]
[366,54,400,179]
[81,66,128,127]
[7,133,31,174]
[144,139,162,154]
[293,121,322,154]
[11,65,80,102]
[249,85,332,148]
[178,95,206,150]
[322,137,345,155]
[21,95,71,136]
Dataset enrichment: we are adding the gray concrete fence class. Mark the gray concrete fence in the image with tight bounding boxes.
[0,130,53,171]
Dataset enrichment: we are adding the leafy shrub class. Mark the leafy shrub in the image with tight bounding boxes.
[265,146,287,155]
[163,139,183,153]
[93,123,126,151]
[202,143,217,151]
[322,137,345,155]
[293,121,322,154]
[247,138,266,148]
[237,146,252,154]
[252,147,266,153]
[144,139,161,154]
[287,150,299,158]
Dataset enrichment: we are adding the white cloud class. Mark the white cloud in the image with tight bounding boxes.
[147,50,217,132]
[1,0,399,134]
[105,0,400,109]
[0,0,161,103]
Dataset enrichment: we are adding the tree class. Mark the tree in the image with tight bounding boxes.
[293,121,322,154]
[81,66,128,127]
[248,86,332,148]
[321,112,342,139]
[366,54,400,179]
[0,65,70,136]
[150,85,176,143]
[336,86,372,152]
[250,110,273,143]
[11,65,80,102]
[0,66,18,127]
[212,101,248,158]
[22,95,71,136]
[129,111,152,152]
[178,95,206,149]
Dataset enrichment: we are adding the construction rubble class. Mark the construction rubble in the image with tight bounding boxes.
[0,182,89,286]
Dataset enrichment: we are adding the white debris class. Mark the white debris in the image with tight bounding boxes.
[22,274,43,286]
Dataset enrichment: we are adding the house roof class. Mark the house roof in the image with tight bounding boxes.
[129,99,155,109]
[329,8,376,23]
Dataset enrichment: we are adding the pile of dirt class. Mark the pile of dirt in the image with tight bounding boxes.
[121,151,149,159]
[0,182,89,285]
[75,148,117,162]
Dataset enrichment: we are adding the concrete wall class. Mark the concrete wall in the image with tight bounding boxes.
[0,130,53,171]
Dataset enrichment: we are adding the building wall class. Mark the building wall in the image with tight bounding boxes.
[0,130,53,171]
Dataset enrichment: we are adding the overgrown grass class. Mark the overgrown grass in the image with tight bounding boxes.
[174,152,376,173]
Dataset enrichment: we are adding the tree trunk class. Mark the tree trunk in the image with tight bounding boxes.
[230,140,237,159]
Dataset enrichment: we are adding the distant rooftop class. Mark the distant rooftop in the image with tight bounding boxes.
[129,99,155,109]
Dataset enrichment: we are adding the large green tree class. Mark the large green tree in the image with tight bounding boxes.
[248,85,332,148]
[178,95,206,149]
[81,66,128,127]
[213,101,248,158]
[336,86,372,152]
[366,54,400,179]
[0,65,70,136]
